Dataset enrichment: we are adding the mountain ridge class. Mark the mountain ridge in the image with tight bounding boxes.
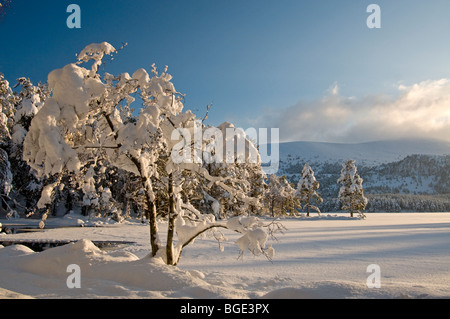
[275,138,450,167]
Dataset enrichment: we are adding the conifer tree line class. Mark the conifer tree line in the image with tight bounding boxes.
[265,160,368,218]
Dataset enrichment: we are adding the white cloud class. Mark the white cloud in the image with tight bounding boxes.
[254,79,450,143]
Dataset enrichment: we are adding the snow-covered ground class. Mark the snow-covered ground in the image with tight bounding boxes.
[0,212,449,299]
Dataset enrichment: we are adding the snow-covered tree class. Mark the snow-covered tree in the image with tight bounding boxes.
[23,42,283,265]
[0,75,40,215]
[243,160,267,216]
[198,122,267,218]
[266,174,282,216]
[280,176,299,215]
[0,73,16,145]
[266,174,300,216]
[9,78,49,213]
[297,163,322,216]
[337,159,368,218]
[0,74,15,203]
[161,116,277,265]
[0,148,12,203]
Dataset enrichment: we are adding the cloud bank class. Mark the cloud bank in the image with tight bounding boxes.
[253,79,450,143]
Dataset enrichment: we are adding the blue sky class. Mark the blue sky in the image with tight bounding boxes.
[2,0,450,142]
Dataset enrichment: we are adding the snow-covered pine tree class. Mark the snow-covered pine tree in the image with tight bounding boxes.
[0,74,15,206]
[266,174,282,217]
[297,163,322,216]
[0,74,16,145]
[266,174,300,216]
[245,160,267,216]
[337,159,368,218]
[0,148,12,211]
[280,176,299,215]
[9,77,49,214]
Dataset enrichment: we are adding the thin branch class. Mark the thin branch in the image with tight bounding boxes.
[73,145,120,149]
[202,104,212,123]
[262,218,287,241]
[102,111,119,141]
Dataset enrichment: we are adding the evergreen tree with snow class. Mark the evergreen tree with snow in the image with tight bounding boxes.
[0,74,15,204]
[297,163,322,216]
[0,73,16,145]
[266,174,282,217]
[337,159,368,218]
[266,174,300,216]
[9,77,49,214]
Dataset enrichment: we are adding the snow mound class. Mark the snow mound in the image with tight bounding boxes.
[261,287,323,299]
[261,281,365,299]
[260,280,446,299]
[0,244,35,258]
[0,287,34,299]
[0,239,249,299]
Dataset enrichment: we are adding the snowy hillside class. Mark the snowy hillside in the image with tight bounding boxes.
[276,138,450,167]
[274,138,450,212]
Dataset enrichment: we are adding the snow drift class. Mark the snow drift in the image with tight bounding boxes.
[1,213,449,299]
[0,239,250,299]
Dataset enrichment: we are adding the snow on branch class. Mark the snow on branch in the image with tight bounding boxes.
[76,42,117,74]
[170,212,283,265]
[226,216,284,261]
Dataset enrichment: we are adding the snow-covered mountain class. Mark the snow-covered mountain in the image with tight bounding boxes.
[277,138,450,167]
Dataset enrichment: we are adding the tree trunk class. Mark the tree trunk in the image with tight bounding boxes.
[350,197,354,217]
[166,173,176,266]
[102,112,161,257]
[306,194,310,217]
[144,192,159,257]
[101,112,162,257]
[271,199,275,217]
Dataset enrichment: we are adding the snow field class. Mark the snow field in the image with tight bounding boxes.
[0,213,449,299]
